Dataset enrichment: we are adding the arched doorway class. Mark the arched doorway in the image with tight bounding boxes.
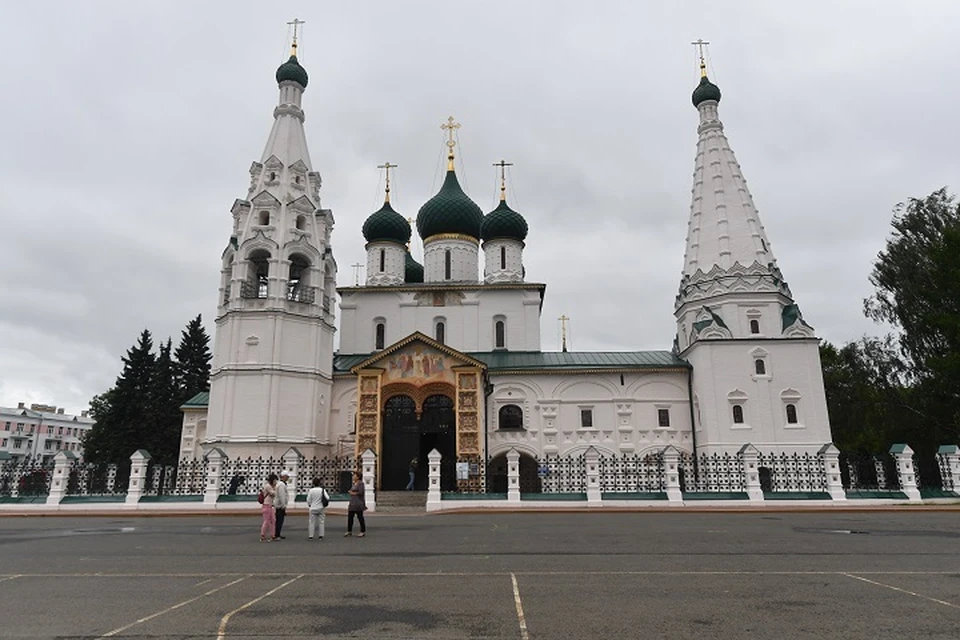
[380,393,456,490]
[420,394,456,490]
[486,452,541,494]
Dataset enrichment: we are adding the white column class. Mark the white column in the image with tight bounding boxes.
[283,447,302,509]
[662,446,682,503]
[46,451,76,506]
[937,445,960,492]
[361,448,377,512]
[426,448,442,511]
[819,443,846,501]
[890,444,921,501]
[506,448,520,504]
[204,448,226,505]
[739,444,764,502]
[125,449,151,506]
[585,446,601,505]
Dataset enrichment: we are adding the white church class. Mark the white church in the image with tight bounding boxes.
[178,39,833,491]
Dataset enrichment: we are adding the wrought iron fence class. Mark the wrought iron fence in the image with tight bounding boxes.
[598,452,665,493]
[67,460,131,496]
[679,452,746,493]
[534,454,586,494]
[0,456,55,497]
[219,457,283,496]
[756,452,826,492]
[440,456,487,493]
[840,452,901,491]
[295,456,357,494]
[936,452,956,493]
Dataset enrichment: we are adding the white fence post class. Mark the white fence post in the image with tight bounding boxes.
[426,449,442,511]
[937,445,960,492]
[819,444,846,500]
[506,448,521,504]
[890,444,921,501]
[125,449,151,505]
[282,447,302,508]
[46,450,76,506]
[585,446,601,505]
[204,448,226,505]
[662,446,682,503]
[739,444,764,502]
[361,448,377,512]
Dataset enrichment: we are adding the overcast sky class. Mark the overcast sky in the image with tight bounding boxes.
[1,1,957,414]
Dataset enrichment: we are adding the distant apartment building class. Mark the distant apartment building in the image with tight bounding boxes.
[0,402,94,462]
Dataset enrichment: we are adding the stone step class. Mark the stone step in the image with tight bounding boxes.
[375,491,427,508]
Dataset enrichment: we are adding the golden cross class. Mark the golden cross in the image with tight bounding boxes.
[351,262,364,286]
[691,38,710,76]
[288,18,305,55]
[493,160,513,201]
[378,162,397,203]
[441,116,461,169]
[559,314,569,352]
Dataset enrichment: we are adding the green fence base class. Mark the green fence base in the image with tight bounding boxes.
[601,492,668,501]
[682,491,749,501]
[442,493,507,501]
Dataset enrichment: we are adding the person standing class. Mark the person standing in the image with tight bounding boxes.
[405,457,418,491]
[259,473,278,542]
[274,471,290,540]
[344,471,367,537]
[305,477,329,540]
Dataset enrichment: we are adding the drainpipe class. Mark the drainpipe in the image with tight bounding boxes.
[483,371,494,463]
[686,365,699,482]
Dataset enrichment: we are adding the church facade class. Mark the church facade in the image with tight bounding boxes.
[178,46,833,491]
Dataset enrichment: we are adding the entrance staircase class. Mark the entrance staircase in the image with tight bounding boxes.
[375,491,427,514]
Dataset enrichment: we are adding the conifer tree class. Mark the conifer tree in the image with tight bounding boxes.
[147,339,184,464]
[175,314,212,403]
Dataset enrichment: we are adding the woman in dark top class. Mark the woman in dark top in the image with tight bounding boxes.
[345,471,366,537]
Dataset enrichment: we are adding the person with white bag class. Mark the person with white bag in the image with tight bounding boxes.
[305,477,330,540]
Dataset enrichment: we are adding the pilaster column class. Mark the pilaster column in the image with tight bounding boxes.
[890,444,921,501]
[426,448,442,511]
[361,448,377,512]
[819,443,846,500]
[283,447,302,508]
[739,444,764,502]
[125,450,151,506]
[937,445,960,493]
[662,446,682,503]
[585,446,601,505]
[46,451,76,506]
[506,448,520,504]
[204,448,226,505]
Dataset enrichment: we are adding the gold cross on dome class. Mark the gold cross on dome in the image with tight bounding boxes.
[691,38,710,76]
[493,159,513,201]
[377,162,397,203]
[288,18,305,55]
[441,116,461,169]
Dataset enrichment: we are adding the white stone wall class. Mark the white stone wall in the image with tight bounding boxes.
[483,239,524,283]
[365,242,405,286]
[423,237,479,283]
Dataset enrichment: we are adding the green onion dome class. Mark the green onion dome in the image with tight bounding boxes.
[481,200,528,242]
[405,250,424,283]
[276,55,309,88]
[362,201,411,245]
[692,75,721,107]
[416,170,485,240]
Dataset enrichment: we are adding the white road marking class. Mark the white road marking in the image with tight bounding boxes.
[194,578,215,587]
[216,574,303,639]
[0,575,22,583]
[843,573,960,610]
[511,573,530,640]
[97,575,248,638]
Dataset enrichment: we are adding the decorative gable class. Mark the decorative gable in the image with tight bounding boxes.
[350,331,487,376]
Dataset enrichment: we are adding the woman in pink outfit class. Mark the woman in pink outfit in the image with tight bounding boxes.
[260,473,278,542]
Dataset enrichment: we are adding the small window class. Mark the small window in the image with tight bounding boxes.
[379,249,385,273]
[444,250,452,280]
[732,405,744,424]
[435,322,445,345]
[761,238,767,252]
[258,210,270,225]
[580,409,593,428]
[296,215,306,230]
[786,404,798,424]
[295,175,301,184]
[495,320,505,349]
[498,405,524,430]
[754,359,766,375]
[749,319,760,334]
[269,172,276,181]
[657,408,670,427]
[375,323,385,350]
[500,246,507,270]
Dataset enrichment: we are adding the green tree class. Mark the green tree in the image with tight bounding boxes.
[174,314,212,403]
[146,339,184,464]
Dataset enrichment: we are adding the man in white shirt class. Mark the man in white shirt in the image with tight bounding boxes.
[305,477,329,540]
[274,471,290,540]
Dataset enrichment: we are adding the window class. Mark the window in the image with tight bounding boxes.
[580,409,593,428]
[754,359,766,375]
[786,404,798,424]
[500,246,507,270]
[761,238,767,252]
[498,405,524,430]
[296,215,306,230]
[1,438,6,447]
[435,321,445,344]
[749,319,760,334]
[44,441,51,450]
[13,439,22,449]
[444,250,452,280]
[3,422,8,431]
[258,210,270,225]
[657,408,671,427]
[379,249,385,273]
[375,322,385,350]
[495,320,505,349]
[57,426,63,435]
[732,405,744,424]
[269,172,276,181]
[47,426,53,435]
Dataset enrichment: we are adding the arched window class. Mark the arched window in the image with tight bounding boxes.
[375,322,385,350]
[435,321,445,345]
[732,405,744,424]
[258,210,270,225]
[444,250,452,280]
[245,249,270,299]
[749,319,760,334]
[379,249,385,273]
[495,320,506,349]
[498,405,524,430]
[287,254,310,302]
[500,246,507,270]
[269,172,276,182]
[296,215,306,230]
[754,359,766,375]
[786,404,798,424]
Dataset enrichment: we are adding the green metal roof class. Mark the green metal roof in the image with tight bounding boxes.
[363,201,411,244]
[417,170,484,239]
[334,351,688,374]
[181,391,210,408]
[692,74,721,107]
[481,200,528,242]
[276,55,308,88]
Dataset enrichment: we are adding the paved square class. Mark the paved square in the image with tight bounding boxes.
[1,511,958,638]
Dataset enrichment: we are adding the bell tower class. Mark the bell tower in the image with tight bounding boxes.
[206,24,338,457]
